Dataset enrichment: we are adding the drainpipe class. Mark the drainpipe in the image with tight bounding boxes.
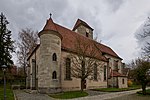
[60,62,62,91]
[112,69,113,88]
[35,49,37,90]
[107,58,110,88]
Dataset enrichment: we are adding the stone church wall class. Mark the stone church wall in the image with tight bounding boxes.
[27,46,40,89]
[118,77,128,88]
[60,51,108,91]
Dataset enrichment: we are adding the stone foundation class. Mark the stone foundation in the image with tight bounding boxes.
[87,86,107,89]
[61,87,80,91]
[38,87,62,93]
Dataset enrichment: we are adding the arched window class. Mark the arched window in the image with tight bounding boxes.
[122,79,125,84]
[52,71,57,79]
[104,66,107,81]
[94,63,97,80]
[66,58,71,80]
[82,61,85,76]
[52,53,57,61]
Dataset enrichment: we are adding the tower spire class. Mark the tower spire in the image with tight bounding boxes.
[49,13,52,19]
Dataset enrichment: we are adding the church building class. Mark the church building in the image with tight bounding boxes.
[26,16,128,93]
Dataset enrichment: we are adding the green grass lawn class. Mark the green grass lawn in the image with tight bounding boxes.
[137,89,150,95]
[49,91,88,99]
[93,85,141,92]
[0,84,14,100]
[146,89,150,94]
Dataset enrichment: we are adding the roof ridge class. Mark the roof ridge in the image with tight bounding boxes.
[28,18,123,61]
[55,22,96,43]
[72,18,93,31]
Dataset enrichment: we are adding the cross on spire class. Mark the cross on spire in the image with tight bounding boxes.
[49,13,52,19]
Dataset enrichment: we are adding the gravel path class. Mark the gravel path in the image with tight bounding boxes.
[106,93,150,100]
[86,90,109,96]
[14,89,109,100]
[13,90,54,100]
[13,87,150,100]
[70,88,150,100]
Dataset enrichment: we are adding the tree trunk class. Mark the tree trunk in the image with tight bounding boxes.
[142,83,146,95]
[24,72,26,87]
[23,64,26,87]
[81,79,84,91]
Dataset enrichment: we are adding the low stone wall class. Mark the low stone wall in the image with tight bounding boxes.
[11,85,20,90]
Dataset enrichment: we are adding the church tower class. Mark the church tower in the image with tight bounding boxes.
[72,19,94,39]
[38,16,62,93]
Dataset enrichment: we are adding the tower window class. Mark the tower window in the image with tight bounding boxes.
[86,32,89,37]
[52,53,57,61]
[122,79,125,84]
[52,71,57,79]
[66,58,71,80]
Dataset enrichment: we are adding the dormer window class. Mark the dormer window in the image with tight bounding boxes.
[86,32,89,37]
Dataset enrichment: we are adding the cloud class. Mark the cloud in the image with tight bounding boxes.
[1,0,70,36]
[104,0,125,13]
[1,0,150,64]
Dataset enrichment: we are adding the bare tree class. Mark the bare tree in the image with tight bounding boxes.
[17,28,38,85]
[70,36,105,91]
[138,17,150,58]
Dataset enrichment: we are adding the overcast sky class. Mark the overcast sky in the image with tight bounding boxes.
[1,0,150,64]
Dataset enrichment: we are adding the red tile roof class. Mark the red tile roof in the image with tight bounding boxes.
[55,23,107,61]
[111,71,126,77]
[94,42,122,59]
[53,19,122,60]
[38,18,62,39]
[28,18,122,61]
[72,19,94,31]
[43,18,58,31]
